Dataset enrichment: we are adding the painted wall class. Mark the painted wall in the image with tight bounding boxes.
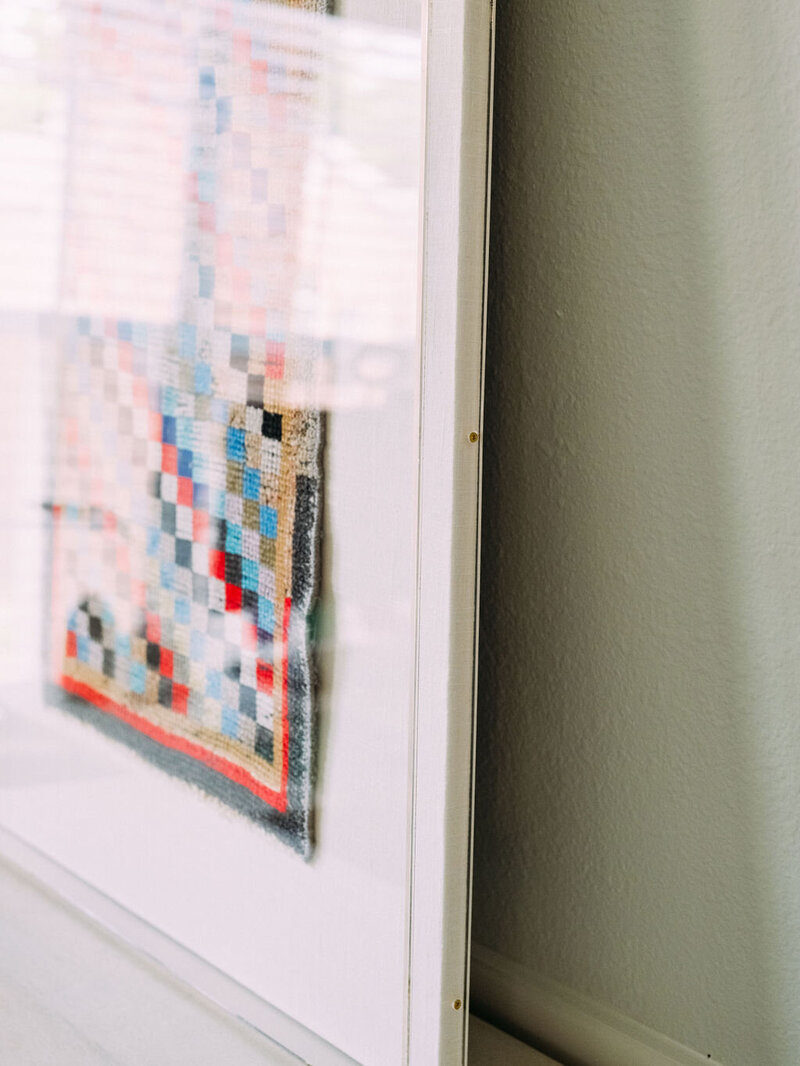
[473,3,800,1065]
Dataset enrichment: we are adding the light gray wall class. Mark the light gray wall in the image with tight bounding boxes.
[473,3,800,1065]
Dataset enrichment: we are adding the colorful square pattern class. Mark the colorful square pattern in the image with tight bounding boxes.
[49,0,326,856]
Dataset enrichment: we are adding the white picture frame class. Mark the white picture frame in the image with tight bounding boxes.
[0,1,494,1062]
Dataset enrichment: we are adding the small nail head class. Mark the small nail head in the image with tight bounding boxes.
[453,999,462,1011]
[468,431,479,443]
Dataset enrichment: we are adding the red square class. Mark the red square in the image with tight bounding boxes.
[198,202,216,232]
[172,684,189,715]
[256,659,273,693]
[226,583,242,611]
[146,612,161,644]
[66,630,77,658]
[242,620,257,652]
[233,30,250,65]
[209,549,225,581]
[266,341,285,380]
[149,411,162,441]
[193,508,209,543]
[161,444,177,474]
[160,648,174,678]
[251,61,268,95]
[118,341,132,372]
[177,477,193,507]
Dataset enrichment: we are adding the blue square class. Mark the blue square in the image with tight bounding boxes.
[194,452,208,482]
[130,662,146,694]
[198,171,215,204]
[243,467,260,500]
[177,448,193,478]
[117,321,132,342]
[177,417,194,450]
[161,415,177,445]
[162,386,178,416]
[212,489,226,519]
[147,527,160,557]
[227,427,246,463]
[260,505,278,539]
[116,634,131,658]
[77,316,90,335]
[221,705,238,737]
[132,323,148,347]
[206,670,221,700]
[231,333,249,359]
[258,597,275,633]
[195,363,212,395]
[190,630,205,661]
[199,66,215,100]
[225,523,242,554]
[198,265,215,299]
[77,635,90,662]
[216,97,231,134]
[242,558,259,591]
[193,482,209,510]
[160,562,175,590]
[179,323,196,359]
[175,598,191,625]
[211,397,228,424]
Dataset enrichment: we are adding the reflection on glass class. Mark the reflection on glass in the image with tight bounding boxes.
[0,2,421,1062]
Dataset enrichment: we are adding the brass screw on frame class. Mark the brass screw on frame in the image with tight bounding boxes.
[468,431,479,443]
[453,999,462,1011]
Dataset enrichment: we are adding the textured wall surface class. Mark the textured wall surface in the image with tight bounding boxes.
[473,4,800,1065]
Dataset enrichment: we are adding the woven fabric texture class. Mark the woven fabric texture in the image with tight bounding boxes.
[49,0,325,856]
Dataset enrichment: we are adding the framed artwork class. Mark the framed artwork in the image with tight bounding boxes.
[0,0,494,1063]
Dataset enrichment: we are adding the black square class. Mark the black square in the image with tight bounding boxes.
[158,676,173,709]
[239,685,256,719]
[212,517,226,552]
[161,502,176,535]
[175,538,192,568]
[102,649,115,679]
[242,587,257,612]
[89,614,103,641]
[146,641,161,669]
[255,724,274,761]
[262,411,282,440]
[225,553,242,586]
[247,375,265,407]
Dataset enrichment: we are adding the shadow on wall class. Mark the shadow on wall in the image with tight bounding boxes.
[472,3,800,1065]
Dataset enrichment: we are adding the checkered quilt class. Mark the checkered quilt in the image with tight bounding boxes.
[48,0,325,856]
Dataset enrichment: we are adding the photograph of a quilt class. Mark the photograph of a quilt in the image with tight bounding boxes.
[48,0,325,856]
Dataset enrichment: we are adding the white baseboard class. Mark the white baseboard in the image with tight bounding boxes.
[469,1016,560,1065]
[470,944,726,1066]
